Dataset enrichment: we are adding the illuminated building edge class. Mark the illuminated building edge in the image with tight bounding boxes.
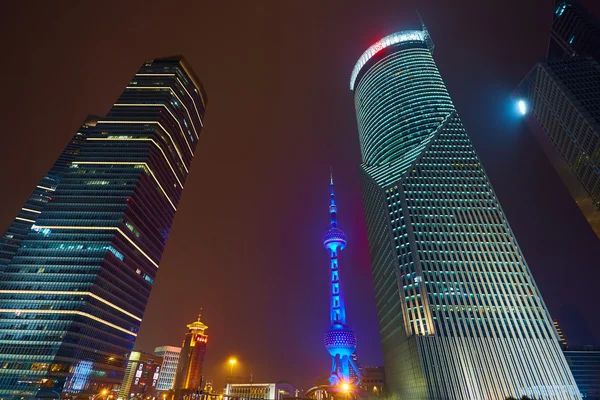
[350,30,426,90]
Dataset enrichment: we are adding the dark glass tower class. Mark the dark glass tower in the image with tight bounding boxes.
[517,1,600,239]
[351,28,580,399]
[517,57,600,238]
[0,56,207,398]
[550,1,600,61]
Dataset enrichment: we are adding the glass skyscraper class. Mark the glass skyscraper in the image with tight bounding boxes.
[550,1,600,61]
[517,56,600,238]
[0,56,206,398]
[351,28,580,399]
[516,1,600,239]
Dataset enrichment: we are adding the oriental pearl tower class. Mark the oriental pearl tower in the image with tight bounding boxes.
[323,171,361,387]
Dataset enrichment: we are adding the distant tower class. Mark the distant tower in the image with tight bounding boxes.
[174,312,208,397]
[323,171,361,386]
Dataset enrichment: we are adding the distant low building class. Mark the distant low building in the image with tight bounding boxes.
[360,366,386,394]
[225,382,296,400]
[154,345,182,392]
[118,351,163,400]
[564,346,600,400]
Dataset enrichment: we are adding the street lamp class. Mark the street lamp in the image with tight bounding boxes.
[341,383,350,393]
[517,99,527,115]
[228,357,237,379]
[92,389,109,400]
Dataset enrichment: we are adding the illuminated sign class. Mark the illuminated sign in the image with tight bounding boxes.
[70,360,93,392]
[350,30,426,90]
[196,335,208,343]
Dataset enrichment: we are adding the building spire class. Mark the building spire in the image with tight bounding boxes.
[329,168,338,229]
[187,309,208,332]
[416,9,426,31]
[416,9,435,53]
[330,166,334,185]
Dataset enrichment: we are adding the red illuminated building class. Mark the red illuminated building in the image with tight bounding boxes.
[174,313,208,398]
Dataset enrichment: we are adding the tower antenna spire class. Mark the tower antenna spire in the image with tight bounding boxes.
[328,168,338,229]
[416,9,435,53]
[416,9,426,31]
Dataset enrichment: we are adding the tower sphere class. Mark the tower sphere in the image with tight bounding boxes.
[324,323,357,357]
[323,228,347,251]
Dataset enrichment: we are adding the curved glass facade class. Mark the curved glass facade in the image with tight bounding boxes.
[0,56,206,397]
[355,44,453,170]
[352,30,581,399]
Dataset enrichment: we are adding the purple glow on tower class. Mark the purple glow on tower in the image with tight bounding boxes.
[323,170,361,386]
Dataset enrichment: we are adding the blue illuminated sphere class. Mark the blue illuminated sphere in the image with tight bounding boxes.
[324,323,357,357]
[323,228,347,251]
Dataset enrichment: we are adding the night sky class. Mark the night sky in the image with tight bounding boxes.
[1,0,600,392]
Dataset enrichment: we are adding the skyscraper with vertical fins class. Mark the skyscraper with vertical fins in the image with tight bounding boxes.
[323,172,361,387]
[0,56,207,397]
[350,26,580,399]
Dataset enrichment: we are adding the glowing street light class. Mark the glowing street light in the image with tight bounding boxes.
[91,389,109,400]
[341,383,350,392]
[518,99,527,115]
[228,357,237,379]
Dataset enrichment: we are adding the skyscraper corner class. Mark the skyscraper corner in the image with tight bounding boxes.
[351,26,581,399]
